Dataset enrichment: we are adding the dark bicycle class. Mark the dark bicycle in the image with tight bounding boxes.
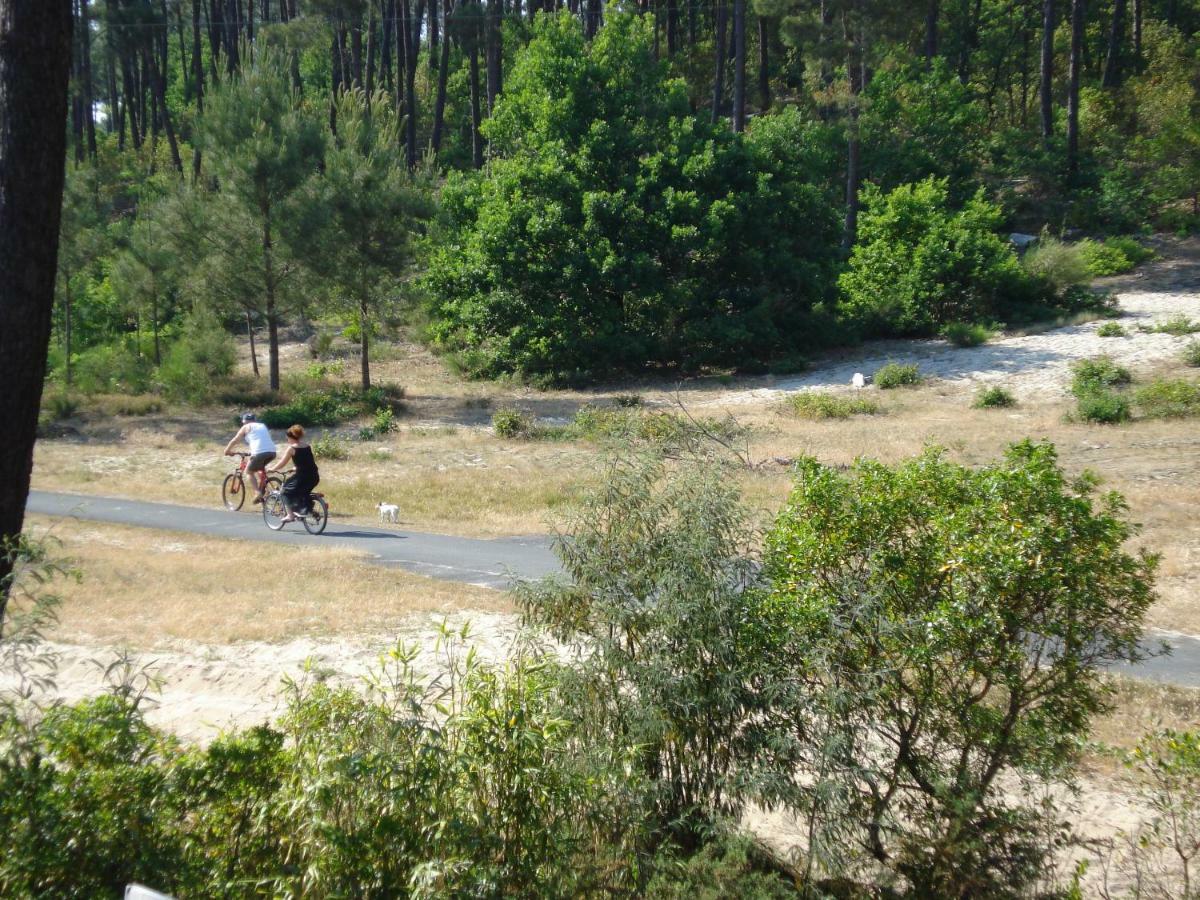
[262,470,328,535]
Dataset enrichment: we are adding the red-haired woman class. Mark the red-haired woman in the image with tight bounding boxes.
[267,424,320,523]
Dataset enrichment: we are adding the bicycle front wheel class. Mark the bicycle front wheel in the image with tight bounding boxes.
[263,491,288,531]
[222,473,245,511]
[302,496,328,535]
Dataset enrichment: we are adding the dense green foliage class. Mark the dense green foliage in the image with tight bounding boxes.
[839,179,1041,336]
[787,391,880,419]
[426,16,839,383]
[765,441,1157,892]
[973,385,1017,408]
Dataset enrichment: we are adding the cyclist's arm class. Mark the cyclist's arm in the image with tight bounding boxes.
[223,425,248,456]
[267,445,295,472]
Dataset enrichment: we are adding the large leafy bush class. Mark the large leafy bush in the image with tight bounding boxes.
[425,14,840,384]
[839,178,1038,336]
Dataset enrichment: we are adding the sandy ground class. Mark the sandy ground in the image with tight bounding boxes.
[717,288,1200,407]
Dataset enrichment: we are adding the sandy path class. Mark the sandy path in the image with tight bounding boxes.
[715,261,1200,406]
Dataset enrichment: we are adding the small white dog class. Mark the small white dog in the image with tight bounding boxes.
[376,502,399,524]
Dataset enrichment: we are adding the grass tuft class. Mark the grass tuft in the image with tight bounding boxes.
[1096,321,1127,338]
[972,386,1016,409]
[787,392,880,420]
[1133,378,1200,419]
[941,322,992,347]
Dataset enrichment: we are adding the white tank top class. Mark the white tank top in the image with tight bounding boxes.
[245,422,276,455]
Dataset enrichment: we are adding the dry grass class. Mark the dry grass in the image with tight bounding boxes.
[22,515,509,647]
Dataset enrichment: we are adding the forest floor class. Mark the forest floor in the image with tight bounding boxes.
[17,237,1200,894]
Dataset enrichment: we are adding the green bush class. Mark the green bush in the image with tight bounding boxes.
[1070,356,1133,396]
[1183,340,1200,366]
[492,406,536,439]
[1143,314,1200,336]
[645,833,797,899]
[874,361,922,389]
[569,405,749,450]
[1077,236,1156,277]
[0,646,645,898]
[99,394,164,416]
[157,313,237,403]
[1021,235,1090,291]
[44,393,81,420]
[311,434,348,460]
[786,391,880,419]
[1133,378,1200,418]
[941,321,993,347]
[71,343,153,395]
[424,16,840,383]
[260,386,380,429]
[1097,321,1127,337]
[1076,389,1132,424]
[839,178,1038,336]
[973,385,1016,408]
[372,406,397,435]
[765,442,1155,893]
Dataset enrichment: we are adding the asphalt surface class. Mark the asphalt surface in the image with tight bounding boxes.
[26,490,560,591]
[25,490,1200,688]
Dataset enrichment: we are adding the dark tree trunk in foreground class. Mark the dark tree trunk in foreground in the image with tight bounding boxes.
[1040,0,1054,141]
[0,0,73,619]
[1067,0,1084,173]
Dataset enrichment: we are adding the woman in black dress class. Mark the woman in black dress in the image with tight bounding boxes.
[267,424,320,523]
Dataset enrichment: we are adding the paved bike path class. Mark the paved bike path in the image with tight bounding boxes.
[26,490,560,591]
[25,490,1200,688]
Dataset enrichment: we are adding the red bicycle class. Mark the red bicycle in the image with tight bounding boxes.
[221,452,283,511]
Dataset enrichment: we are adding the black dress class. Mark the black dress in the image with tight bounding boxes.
[282,444,320,513]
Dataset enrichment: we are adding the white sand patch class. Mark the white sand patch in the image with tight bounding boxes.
[713,285,1200,406]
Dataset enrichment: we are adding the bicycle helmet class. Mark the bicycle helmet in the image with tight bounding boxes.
[240,411,257,424]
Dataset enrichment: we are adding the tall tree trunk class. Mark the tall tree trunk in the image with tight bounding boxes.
[666,0,677,54]
[81,0,97,158]
[469,38,483,168]
[1102,0,1126,88]
[351,19,363,86]
[925,0,938,64]
[149,33,183,172]
[365,7,376,94]
[711,0,727,123]
[485,0,501,113]
[151,276,161,366]
[192,0,205,180]
[430,0,452,152]
[1132,0,1142,71]
[1040,0,1054,142]
[61,264,73,387]
[359,290,371,390]
[757,16,769,111]
[1067,0,1083,174]
[585,0,600,38]
[732,0,745,131]
[261,207,280,391]
[246,310,259,377]
[429,0,438,70]
[71,0,84,163]
[404,0,425,168]
[0,0,73,617]
[843,11,863,250]
[381,0,394,91]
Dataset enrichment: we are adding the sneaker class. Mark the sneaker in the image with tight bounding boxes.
[253,496,264,505]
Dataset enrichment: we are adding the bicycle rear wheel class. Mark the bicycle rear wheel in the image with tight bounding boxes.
[222,473,245,511]
[302,496,328,535]
[263,491,288,530]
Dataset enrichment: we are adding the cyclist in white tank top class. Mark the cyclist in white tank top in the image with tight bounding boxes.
[224,412,278,503]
